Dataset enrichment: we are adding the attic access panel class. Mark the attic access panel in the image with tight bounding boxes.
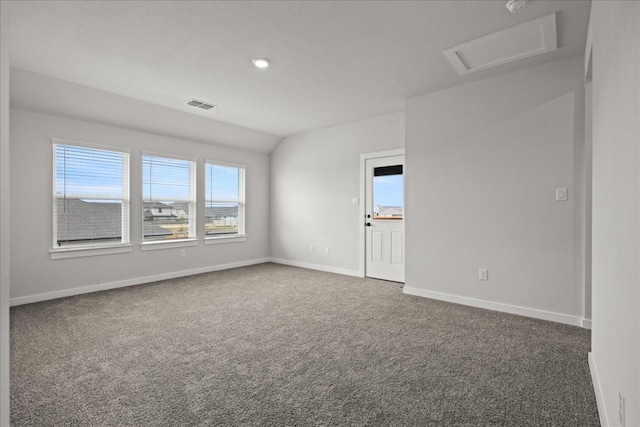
[443,13,557,75]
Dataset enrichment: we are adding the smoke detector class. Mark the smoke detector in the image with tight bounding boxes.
[506,0,528,13]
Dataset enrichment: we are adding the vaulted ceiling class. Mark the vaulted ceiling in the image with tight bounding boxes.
[7,1,591,152]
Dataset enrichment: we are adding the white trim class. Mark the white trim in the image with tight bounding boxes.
[52,137,130,154]
[140,239,198,251]
[270,258,362,278]
[361,148,406,161]
[588,352,608,427]
[204,158,246,169]
[204,235,247,245]
[0,9,10,423]
[581,318,592,329]
[51,244,133,259]
[359,148,406,278]
[403,286,583,327]
[141,150,197,163]
[585,3,594,80]
[9,258,271,307]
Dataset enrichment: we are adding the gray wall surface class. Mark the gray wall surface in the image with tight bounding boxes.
[9,109,271,301]
[589,2,640,426]
[270,112,405,274]
[405,56,587,322]
[0,3,10,425]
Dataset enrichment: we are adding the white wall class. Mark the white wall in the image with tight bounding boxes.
[589,2,640,426]
[404,56,587,325]
[584,80,593,322]
[270,112,404,275]
[0,3,11,425]
[9,109,270,303]
[10,68,283,155]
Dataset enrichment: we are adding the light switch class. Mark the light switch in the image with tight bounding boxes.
[556,188,567,201]
[352,197,359,205]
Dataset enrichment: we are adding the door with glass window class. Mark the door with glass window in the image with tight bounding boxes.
[365,155,405,282]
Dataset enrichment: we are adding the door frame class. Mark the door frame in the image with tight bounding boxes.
[358,148,405,278]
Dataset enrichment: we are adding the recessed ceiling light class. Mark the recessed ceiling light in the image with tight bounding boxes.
[252,58,271,69]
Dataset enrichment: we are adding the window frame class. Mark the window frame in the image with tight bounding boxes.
[51,138,132,259]
[204,160,246,244]
[141,151,197,246]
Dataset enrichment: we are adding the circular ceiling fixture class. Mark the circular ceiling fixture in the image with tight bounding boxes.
[252,58,271,69]
[506,0,528,13]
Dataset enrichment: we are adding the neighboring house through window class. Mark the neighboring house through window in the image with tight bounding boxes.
[142,153,196,242]
[53,139,130,248]
[205,162,245,238]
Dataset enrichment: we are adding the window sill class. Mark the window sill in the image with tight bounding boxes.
[140,239,198,251]
[204,235,247,245]
[50,244,133,260]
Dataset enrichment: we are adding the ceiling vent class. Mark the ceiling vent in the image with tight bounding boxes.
[186,99,217,110]
[443,13,557,75]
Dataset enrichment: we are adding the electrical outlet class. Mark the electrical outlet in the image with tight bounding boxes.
[325,247,330,255]
[180,249,186,258]
[309,245,314,253]
[479,269,488,280]
[619,391,625,427]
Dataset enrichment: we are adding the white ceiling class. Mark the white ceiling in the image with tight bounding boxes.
[6,0,591,145]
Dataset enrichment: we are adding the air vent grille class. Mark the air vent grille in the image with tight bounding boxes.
[186,99,217,110]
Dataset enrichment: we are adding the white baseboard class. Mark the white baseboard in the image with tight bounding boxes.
[9,258,271,306]
[581,318,592,329]
[588,352,608,427]
[269,258,362,278]
[403,286,583,327]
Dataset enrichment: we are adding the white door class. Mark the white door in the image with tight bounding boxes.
[365,155,405,282]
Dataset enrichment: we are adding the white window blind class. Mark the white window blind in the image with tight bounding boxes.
[142,154,196,242]
[205,162,245,237]
[53,140,130,248]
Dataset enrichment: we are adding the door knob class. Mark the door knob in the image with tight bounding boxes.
[366,222,371,227]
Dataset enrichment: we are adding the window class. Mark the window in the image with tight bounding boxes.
[373,165,403,220]
[142,154,196,242]
[53,139,130,249]
[205,162,245,238]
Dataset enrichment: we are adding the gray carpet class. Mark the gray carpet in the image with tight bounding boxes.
[11,263,599,426]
